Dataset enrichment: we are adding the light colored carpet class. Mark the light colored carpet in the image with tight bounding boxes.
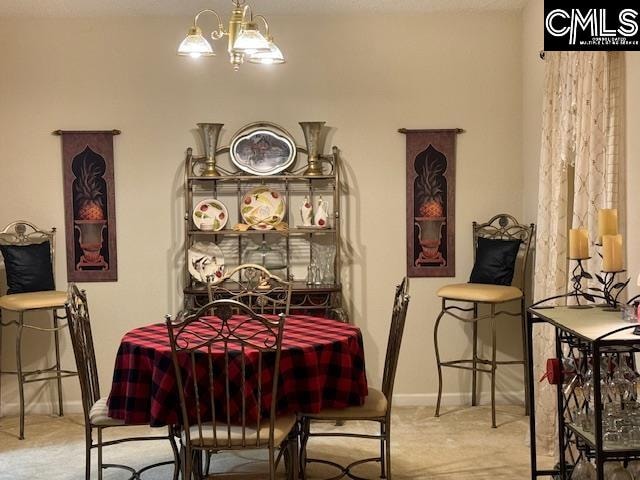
[0,405,553,479]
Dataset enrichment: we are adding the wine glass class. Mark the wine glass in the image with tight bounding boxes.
[619,354,640,402]
[604,462,624,479]
[611,358,633,402]
[583,363,594,404]
[627,460,640,479]
[610,468,633,480]
[573,459,597,480]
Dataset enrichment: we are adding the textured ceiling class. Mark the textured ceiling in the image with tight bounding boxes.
[0,0,528,17]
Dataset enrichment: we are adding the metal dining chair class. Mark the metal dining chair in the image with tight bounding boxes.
[166,298,297,479]
[299,278,410,480]
[65,284,179,480]
[0,220,77,439]
[433,213,535,427]
[207,263,292,315]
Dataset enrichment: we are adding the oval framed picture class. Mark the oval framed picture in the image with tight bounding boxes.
[229,122,297,176]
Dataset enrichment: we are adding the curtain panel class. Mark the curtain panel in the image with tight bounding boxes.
[533,51,625,455]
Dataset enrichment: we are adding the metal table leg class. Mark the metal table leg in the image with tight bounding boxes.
[52,309,64,416]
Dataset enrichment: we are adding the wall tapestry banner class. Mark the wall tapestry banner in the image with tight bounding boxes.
[400,128,462,278]
[56,129,119,282]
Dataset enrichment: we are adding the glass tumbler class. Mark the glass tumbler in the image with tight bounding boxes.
[603,428,621,449]
[621,303,638,323]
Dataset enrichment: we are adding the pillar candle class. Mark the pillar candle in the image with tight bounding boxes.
[568,228,590,259]
[598,209,618,242]
[602,234,623,272]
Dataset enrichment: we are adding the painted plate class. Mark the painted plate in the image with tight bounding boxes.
[192,199,228,231]
[230,123,296,176]
[188,242,225,284]
[240,187,286,230]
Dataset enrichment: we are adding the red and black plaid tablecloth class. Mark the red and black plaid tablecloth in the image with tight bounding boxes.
[107,315,368,426]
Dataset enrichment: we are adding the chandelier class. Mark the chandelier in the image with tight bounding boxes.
[177,0,285,70]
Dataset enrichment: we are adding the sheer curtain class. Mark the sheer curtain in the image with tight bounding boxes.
[533,51,624,454]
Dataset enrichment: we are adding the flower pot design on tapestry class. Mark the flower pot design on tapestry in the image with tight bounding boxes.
[73,147,109,270]
[414,145,447,267]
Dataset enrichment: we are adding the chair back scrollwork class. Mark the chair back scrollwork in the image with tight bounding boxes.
[207,263,292,315]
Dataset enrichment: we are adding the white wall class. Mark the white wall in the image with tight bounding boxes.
[0,12,524,414]
[521,0,543,226]
[521,0,640,301]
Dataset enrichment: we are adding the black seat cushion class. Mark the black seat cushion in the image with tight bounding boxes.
[469,237,521,286]
[0,242,55,294]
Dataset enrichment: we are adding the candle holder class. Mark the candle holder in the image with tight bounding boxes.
[597,269,629,311]
[589,242,630,310]
[568,258,594,309]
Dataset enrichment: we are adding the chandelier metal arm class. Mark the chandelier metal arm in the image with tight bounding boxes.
[253,14,271,38]
[193,9,227,39]
[241,4,253,22]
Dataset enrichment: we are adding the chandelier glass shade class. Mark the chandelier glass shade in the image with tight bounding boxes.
[177,26,215,58]
[248,39,285,64]
[178,1,285,70]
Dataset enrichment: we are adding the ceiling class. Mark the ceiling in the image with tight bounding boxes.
[0,0,528,17]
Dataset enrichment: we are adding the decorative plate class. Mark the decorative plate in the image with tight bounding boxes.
[188,242,225,284]
[192,199,228,231]
[241,187,286,230]
[230,123,296,176]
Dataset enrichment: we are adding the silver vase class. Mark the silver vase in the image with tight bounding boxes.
[197,123,224,176]
[299,121,326,176]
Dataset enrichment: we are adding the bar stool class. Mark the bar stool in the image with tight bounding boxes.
[0,221,77,439]
[433,214,534,428]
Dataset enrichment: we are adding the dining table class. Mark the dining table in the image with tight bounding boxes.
[107,314,369,426]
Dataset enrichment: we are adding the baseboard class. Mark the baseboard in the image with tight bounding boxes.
[392,391,525,407]
[0,400,83,417]
[0,393,525,417]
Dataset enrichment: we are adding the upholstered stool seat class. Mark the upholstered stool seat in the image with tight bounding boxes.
[302,387,388,420]
[184,415,297,448]
[437,283,523,303]
[89,397,125,427]
[0,291,67,311]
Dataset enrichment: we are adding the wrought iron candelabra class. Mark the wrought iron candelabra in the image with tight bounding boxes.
[568,256,630,310]
[597,269,629,311]
[568,258,593,309]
